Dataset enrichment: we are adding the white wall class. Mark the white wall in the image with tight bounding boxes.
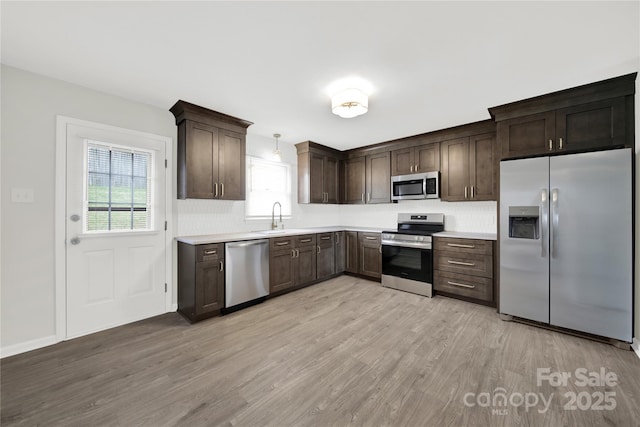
[0,66,177,352]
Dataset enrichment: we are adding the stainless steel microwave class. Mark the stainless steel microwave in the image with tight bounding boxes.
[391,172,439,201]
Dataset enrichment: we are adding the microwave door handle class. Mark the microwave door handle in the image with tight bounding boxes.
[423,178,427,197]
[540,189,548,257]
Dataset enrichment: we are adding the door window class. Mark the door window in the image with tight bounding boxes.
[85,141,154,232]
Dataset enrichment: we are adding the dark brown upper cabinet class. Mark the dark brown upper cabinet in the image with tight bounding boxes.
[296,141,342,204]
[391,141,440,176]
[170,100,252,200]
[439,120,497,202]
[489,73,636,160]
[343,151,391,204]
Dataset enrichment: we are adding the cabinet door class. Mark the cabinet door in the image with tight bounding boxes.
[295,245,317,286]
[441,137,470,201]
[309,152,325,203]
[316,234,336,280]
[498,112,555,159]
[270,248,294,293]
[469,133,496,201]
[415,143,440,173]
[334,231,345,273]
[556,98,627,153]
[195,258,224,315]
[343,157,366,204]
[345,231,359,273]
[324,156,339,203]
[184,121,218,199]
[390,147,414,176]
[359,233,381,279]
[366,152,391,204]
[218,129,246,200]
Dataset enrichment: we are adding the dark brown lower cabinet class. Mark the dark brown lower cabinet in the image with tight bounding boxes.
[178,242,225,322]
[345,231,359,274]
[269,234,317,294]
[316,232,336,280]
[433,236,495,306]
[359,232,381,279]
[334,231,346,273]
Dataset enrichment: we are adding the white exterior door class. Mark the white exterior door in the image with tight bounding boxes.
[65,121,167,339]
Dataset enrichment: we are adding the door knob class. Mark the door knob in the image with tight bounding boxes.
[70,237,80,245]
[70,214,80,222]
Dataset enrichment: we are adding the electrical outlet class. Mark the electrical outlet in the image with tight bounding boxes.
[11,188,35,203]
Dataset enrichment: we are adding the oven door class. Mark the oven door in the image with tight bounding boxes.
[381,243,432,284]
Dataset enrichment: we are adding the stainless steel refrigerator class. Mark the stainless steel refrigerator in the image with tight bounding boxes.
[499,148,632,342]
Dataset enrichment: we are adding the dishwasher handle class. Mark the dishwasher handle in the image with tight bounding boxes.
[226,239,269,249]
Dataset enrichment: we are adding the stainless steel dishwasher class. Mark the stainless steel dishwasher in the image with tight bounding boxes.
[224,239,269,309]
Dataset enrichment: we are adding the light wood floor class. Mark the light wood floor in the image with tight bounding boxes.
[2,276,639,426]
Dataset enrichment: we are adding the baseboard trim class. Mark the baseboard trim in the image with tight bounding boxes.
[169,303,177,311]
[632,338,640,360]
[1,335,58,359]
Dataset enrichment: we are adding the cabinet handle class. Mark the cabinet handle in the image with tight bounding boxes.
[379,245,382,254]
[447,243,475,249]
[447,260,476,267]
[361,193,364,203]
[464,186,468,199]
[415,164,419,172]
[549,139,553,151]
[559,138,563,149]
[276,241,290,246]
[220,183,224,198]
[219,261,224,272]
[471,186,475,199]
[317,245,320,254]
[291,249,295,258]
[204,249,217,255]
[367,193,371,203]
[410,165,414,173]
[296,249,300,257]
[300,238,312,243]
[321,236,331,240]
[365,236,378,240]
[214,182,218,198]
[447,280,475,289]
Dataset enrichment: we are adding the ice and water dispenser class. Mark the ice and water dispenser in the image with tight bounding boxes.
[508,206,539,239]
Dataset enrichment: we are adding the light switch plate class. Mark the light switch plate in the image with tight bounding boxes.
[11,188,35,203]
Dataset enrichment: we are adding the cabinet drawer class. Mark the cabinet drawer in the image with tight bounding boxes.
[434,237,492,256]
[434,251,493,278]
[434,270,493,302]
[317,232,334,248]
[196,244,223,262]
[294,234,317,247]
[358,232,380,244]
[270,237,294,250]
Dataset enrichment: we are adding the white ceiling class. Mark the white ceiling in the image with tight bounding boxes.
[2,1,638,150]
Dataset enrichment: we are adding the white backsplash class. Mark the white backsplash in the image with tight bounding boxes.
[177,198,496,236]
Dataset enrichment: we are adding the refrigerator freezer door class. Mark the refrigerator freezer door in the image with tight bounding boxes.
[549,149,632,341]
[500,157,550,323]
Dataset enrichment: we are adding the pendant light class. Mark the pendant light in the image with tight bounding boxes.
[273,133,281,162]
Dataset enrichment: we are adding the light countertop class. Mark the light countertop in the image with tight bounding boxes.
[176,226,387,245]
[434,231,497,241]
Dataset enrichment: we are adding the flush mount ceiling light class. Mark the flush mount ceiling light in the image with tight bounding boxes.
[272,133,281,162]
[331,88,369,119]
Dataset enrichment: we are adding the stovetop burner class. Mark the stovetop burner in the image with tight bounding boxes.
[386,213,445,236]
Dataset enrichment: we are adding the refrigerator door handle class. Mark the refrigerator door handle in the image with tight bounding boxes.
[541,189,548,257]
[551,188,559,258]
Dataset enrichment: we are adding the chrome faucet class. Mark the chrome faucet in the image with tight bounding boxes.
[271,201,283,230]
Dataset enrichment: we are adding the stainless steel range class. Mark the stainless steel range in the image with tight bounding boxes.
[381,213,445,297]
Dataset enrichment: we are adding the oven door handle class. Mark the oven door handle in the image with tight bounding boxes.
[381,240,432,250]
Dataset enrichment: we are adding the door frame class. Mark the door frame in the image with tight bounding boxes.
[55,116,173,342]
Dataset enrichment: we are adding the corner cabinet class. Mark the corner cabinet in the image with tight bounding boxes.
[170,100,252,200]
[489,73,636,160]
[178,242,225,322]
[296,141,342,204]
[440,120,497,202]
[343,152,391,204]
